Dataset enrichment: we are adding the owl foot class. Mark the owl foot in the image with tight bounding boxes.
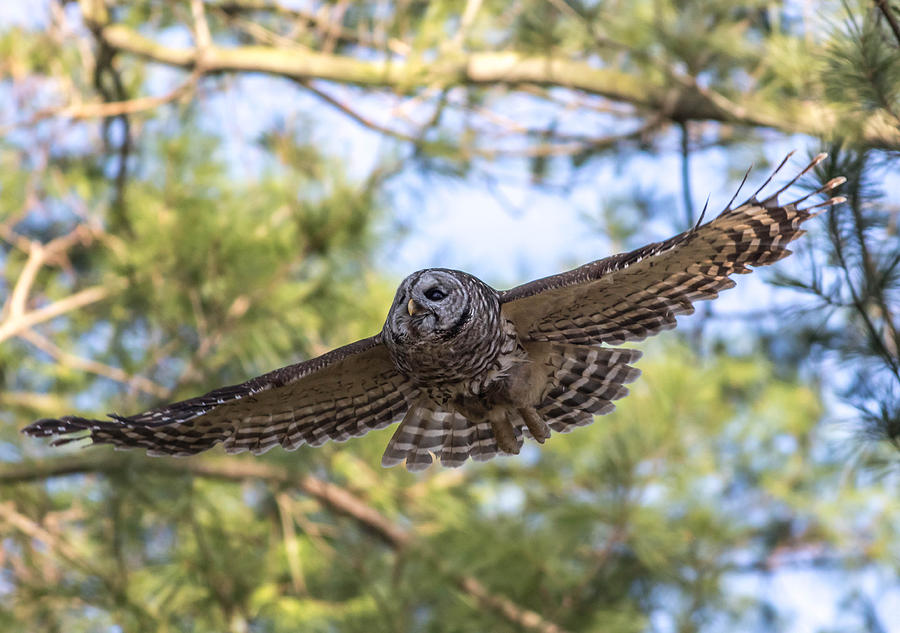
[490,413,520,455]
[518,407,549,443]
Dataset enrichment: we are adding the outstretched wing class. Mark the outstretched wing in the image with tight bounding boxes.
[501,153,846,346]
[23,336,418,456]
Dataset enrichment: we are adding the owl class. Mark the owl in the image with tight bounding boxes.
[23,153,845,471]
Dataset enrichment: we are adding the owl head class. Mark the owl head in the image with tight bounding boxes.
[383,268,495,344]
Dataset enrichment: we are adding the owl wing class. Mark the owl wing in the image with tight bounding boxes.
[23,335,418,456]
[501,153,846,346]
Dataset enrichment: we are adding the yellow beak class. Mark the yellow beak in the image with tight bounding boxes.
[407,298,420,316]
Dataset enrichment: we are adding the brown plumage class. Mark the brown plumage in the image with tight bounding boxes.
[23,153,845,471]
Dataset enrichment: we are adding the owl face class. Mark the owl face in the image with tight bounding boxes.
[382,268,503,385]
[385,269,473,342]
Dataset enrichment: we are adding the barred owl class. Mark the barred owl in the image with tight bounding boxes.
[23,153,845,471]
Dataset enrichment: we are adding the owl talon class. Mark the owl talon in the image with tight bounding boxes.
[519,407,549,443]
[490,414,520,455]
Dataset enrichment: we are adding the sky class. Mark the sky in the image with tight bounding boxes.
[1,2,898,631]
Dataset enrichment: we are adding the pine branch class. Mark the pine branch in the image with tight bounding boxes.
[0,454,573,633]
[0,502,158,626]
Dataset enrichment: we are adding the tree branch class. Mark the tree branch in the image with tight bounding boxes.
[0,223,120,344]
[455,575,568,633]
[2,224,99,317]
[77,17,900,150]
[828,194,900,381]
[875,0,900,48]
[300,80,644,159]
[0,74,197,136]
[0,283,118,344]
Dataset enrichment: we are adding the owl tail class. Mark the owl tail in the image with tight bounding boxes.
[534,343,643,434]
[382,403,447,471]
[382,400,522,471]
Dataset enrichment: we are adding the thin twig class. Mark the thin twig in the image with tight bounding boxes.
[299,80,421,144]
[456,575,568,633]
[303,80,659,159]
[875,0,900,47]
[829,194,900,381]
[679,121,694,228]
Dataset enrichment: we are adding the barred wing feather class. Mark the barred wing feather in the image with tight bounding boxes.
[23,336,417,457]
[501,153,846,346]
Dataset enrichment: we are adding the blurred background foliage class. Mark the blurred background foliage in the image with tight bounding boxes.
[1,1,898,632]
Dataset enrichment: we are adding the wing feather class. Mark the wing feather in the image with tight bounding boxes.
[501,153,845,346]
[23,335,418,457]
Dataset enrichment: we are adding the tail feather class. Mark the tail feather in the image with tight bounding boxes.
[381,404,446,470]
[469,419,502,462]
[382,404,525,470]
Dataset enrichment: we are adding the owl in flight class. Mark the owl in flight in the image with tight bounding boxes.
[24,153,845,471]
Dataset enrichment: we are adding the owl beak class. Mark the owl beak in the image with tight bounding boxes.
[407,298,422,316]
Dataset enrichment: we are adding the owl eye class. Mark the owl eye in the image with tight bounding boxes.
[424,287,447,301]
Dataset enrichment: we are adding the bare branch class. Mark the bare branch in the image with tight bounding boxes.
[0,283,118,344]
[456,575,569,633]
[5,243,46,320]
[0,223,115,344]
[191,0,213,52]
[75,17,900,150]
[0,75,196,136]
